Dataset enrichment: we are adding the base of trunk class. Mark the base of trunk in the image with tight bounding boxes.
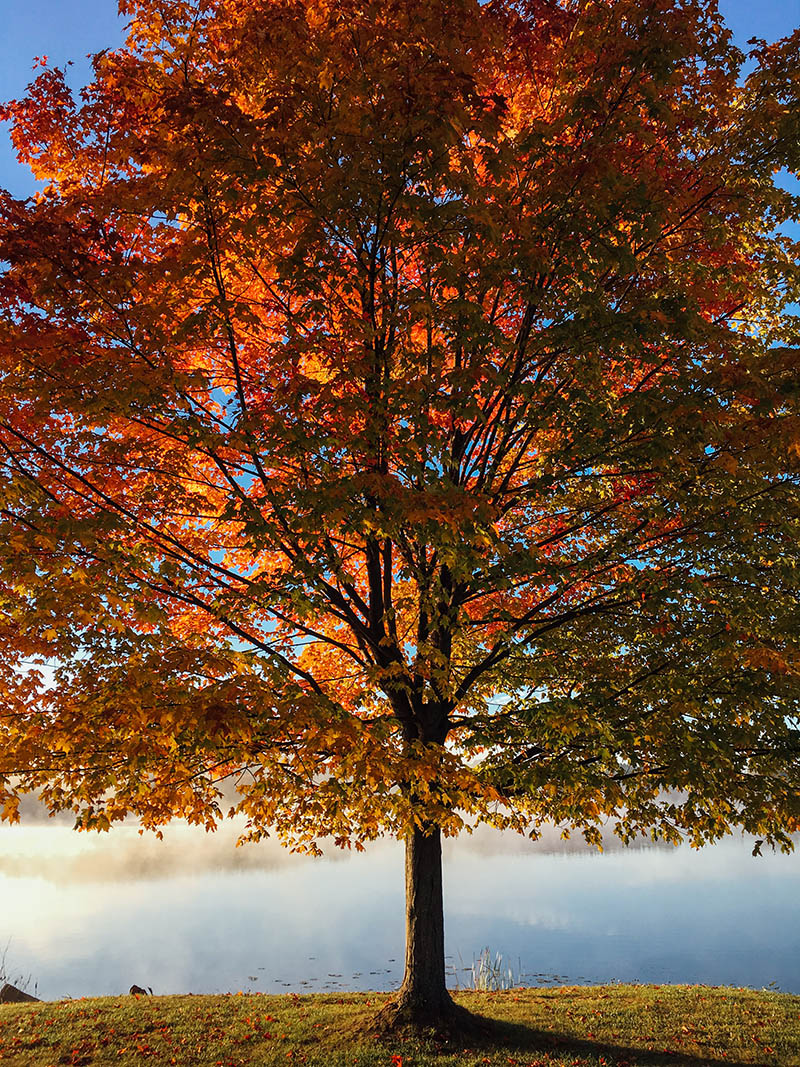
[368,986,492,1041]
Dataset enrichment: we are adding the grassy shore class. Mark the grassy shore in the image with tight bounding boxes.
[0,984,798,1066]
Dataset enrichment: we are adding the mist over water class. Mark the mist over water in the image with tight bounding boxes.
[0,820,797,1001]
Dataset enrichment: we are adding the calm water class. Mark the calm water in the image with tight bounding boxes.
[0,821,797,1000]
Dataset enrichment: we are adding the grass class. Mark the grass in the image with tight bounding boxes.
[0,984,798,1067]
[455,947,520,992]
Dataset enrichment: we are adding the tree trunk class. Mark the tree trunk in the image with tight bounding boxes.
[370,824,486,1037]
[395,824,454,1021]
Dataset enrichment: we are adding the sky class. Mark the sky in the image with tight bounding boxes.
[1,0,798,196]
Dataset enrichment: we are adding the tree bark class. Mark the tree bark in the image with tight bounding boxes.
[370,823,487,1037]
[395,824,454,1021]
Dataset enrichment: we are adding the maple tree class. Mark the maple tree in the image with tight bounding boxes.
[1,0,799,1031]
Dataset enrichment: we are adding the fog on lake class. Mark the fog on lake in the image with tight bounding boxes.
[0,819,797,1000]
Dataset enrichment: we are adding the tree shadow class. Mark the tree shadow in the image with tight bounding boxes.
[429,1014,773,1067]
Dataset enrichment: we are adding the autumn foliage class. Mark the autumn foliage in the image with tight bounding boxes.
[0,0,799,861]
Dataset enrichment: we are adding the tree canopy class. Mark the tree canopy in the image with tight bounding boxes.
[1,0,799,862]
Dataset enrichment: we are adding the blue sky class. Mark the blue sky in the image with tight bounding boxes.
[1,0,798,196]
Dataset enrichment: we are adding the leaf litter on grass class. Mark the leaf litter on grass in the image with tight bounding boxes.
[0,985,797,1066]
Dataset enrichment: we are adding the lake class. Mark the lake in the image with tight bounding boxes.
[1,821,797,1000]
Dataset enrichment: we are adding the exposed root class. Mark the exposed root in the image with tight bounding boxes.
[364,994,494,1045]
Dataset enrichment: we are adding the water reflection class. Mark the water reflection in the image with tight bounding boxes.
[0,821,797,1000]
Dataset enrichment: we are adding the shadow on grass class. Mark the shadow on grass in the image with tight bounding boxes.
[418,1014,774,1067]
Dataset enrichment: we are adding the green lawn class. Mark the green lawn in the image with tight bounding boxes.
[0,984,798,1066]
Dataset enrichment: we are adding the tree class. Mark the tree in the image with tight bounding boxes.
[1,0,799,1032]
